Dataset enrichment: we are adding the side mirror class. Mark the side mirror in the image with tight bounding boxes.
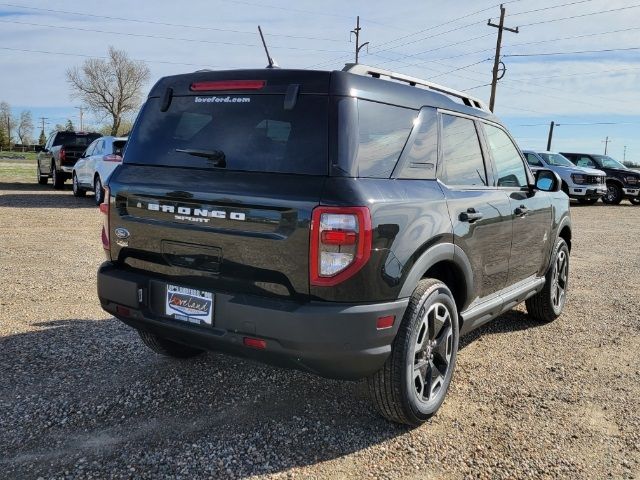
[534,169,562,192]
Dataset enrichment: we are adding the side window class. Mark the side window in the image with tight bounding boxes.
[576,156,596,168]
[484,124,527,188]
[439,114,487,187]
[355,100,416,178]
[45,133,54,150]
[396,107,438,179]
[525,153,543,167]
[96,140,105,155]
[85,140,97,157]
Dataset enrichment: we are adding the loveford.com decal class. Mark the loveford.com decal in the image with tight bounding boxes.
[194,96,251,103]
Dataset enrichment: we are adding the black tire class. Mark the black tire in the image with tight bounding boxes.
[37,163,48,185]
[630,197,640,205]
[138,330,204,359]
[526,238,569,323]
[94,176,104,206]
[367,279,459,426]
[602,182,622,205]
[577,198,598,205]
[52,162,65,190]
[72,173,86,197]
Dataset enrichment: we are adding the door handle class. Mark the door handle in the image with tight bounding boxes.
[514,205,529,217]
[459,208,483,223]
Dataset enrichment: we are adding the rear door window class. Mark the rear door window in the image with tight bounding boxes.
[395,107,438,180]
[124,95,328,175]
[438,114,487,187]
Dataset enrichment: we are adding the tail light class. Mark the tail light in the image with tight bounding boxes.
[100,186,110,254]
[103,154,122,162]
[310,206,372,286]
[59,147,66,162]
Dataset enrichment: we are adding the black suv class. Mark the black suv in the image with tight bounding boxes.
[97,65,571,425]
[561,152,640,205]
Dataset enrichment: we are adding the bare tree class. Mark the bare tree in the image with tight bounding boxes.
[0,101,16,147]
[66,47,149,136]
[17,110,34,145]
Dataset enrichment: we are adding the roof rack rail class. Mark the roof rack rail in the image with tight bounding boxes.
[342,63,490,112]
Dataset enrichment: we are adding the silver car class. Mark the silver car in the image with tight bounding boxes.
[523,150,607,205]
[72,136,127,205]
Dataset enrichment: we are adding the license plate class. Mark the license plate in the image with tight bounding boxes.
[165,284,213,326]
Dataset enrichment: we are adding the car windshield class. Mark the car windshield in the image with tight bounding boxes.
[593,155,627,170]
[539,153,574,167]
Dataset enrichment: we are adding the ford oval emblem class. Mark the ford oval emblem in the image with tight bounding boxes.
[114,227,130,240]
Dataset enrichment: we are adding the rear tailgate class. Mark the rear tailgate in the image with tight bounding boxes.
[108,165,323,299]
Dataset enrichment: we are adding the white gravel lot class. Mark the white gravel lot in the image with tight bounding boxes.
[1,177,639,479]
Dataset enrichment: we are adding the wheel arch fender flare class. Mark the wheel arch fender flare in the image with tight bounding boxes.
[398,243,474,307]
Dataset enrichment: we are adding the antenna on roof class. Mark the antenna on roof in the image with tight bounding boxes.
[258,26,279,69]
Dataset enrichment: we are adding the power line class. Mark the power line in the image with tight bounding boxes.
[0,46,219,68]
[0,2,346,43]
[0,19,352,53]
[519,4,640,27]
[504,46,640,57]
[505,26,640,49]
[509,0,598,16]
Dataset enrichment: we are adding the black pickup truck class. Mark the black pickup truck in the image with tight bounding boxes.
[561,152,640,205]
[97,65,571,425]
[36,131,101,189]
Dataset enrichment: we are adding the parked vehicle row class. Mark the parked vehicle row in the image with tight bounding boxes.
[36,131,127,205]
[523,150,640,205]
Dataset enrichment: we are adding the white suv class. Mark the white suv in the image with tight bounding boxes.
[72,136,127,205]
[523,150,606,205]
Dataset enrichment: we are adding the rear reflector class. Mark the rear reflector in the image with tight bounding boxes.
[376,315,395,330]
[100,186,110,252]
[190,80,265,92]
[115,305,131,317]
[243,337,267,349]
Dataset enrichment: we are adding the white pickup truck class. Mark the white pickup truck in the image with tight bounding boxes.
[72,136,127,205]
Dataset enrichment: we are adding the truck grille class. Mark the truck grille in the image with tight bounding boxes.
[586,175,605,185]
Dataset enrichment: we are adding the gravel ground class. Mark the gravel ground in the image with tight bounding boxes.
[1,175,639,479]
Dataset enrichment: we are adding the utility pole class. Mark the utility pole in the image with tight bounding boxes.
[546,121,555,151]
[488,4,518,112]
[350,16,369,64]
[75,106,84,131]
[623,145,627,161]
[602,136,611,155]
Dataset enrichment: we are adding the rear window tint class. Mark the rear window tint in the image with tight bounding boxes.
[356,100,416,178]
[124,95,328,175]
[53,132,100,147]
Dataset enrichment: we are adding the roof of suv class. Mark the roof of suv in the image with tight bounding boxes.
[147,66,499,123]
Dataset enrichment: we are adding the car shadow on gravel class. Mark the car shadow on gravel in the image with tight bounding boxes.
[459,309,544,350]
[0,190,97,209]
[1,318,407,478]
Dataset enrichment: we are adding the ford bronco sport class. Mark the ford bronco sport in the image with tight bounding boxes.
[97,64,572,425]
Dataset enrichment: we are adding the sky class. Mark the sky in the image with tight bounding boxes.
[0,0,639,161]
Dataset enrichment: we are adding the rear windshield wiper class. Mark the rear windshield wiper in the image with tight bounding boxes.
[175,148,226,167]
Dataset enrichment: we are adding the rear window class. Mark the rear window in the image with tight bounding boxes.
[53,132,100,147]
[124,95,328,175]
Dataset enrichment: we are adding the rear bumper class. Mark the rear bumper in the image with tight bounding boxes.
[623,187,640,197]
[97,263,408,380]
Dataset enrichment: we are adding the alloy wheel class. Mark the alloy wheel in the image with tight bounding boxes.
[410,302,454,404]
[551,249,568,310]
